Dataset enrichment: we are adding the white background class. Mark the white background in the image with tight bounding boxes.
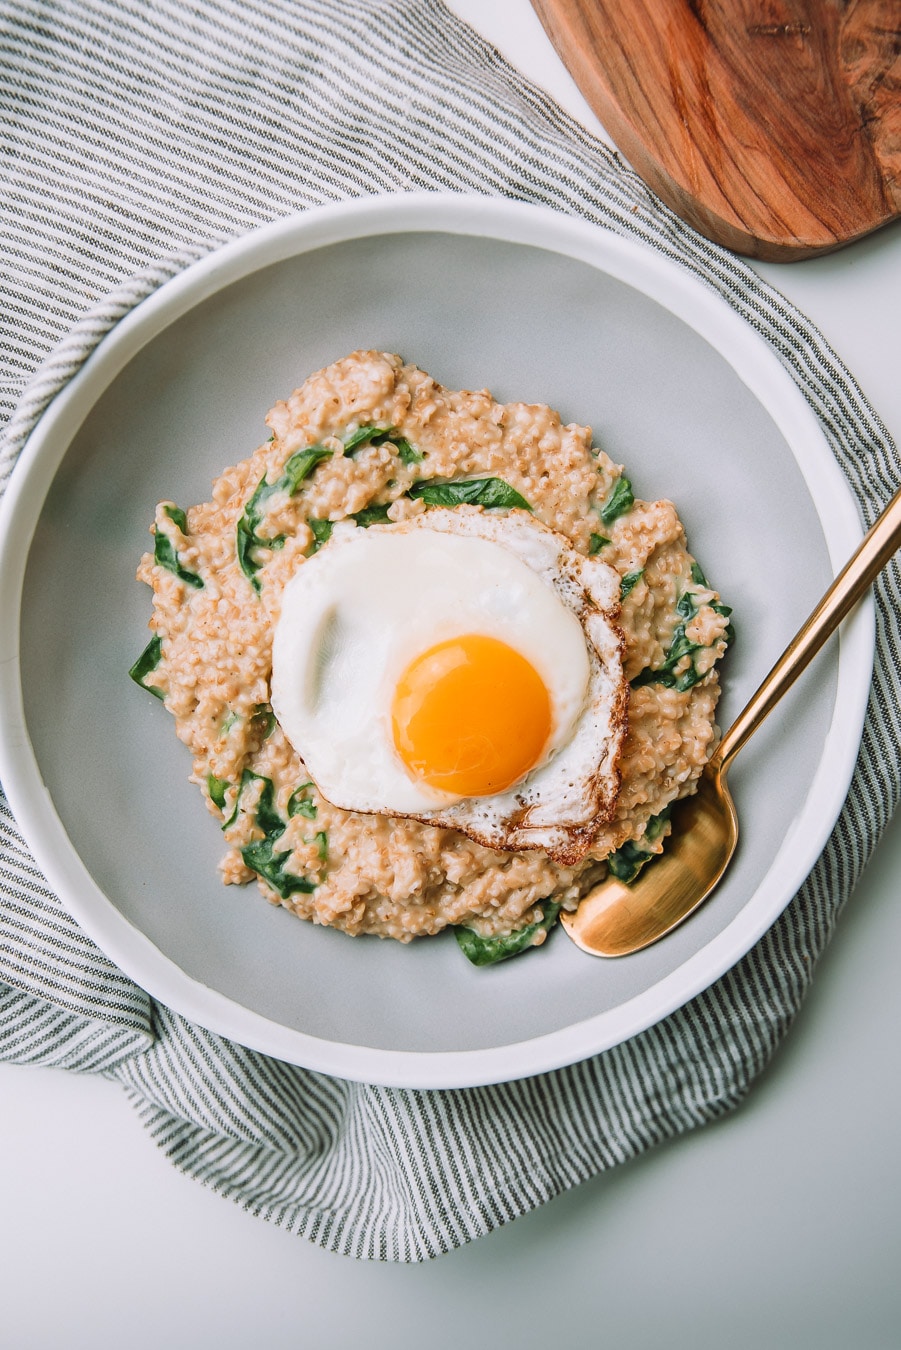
[2,4,900,1347]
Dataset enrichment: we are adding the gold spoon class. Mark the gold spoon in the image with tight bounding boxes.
[562,485,901,958]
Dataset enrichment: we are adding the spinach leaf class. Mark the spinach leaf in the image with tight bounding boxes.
[237,444,333,591]
[221,767,254,829]
[129,635,165,700]
[395,438,423,466]
[283,444,334,493]
[287,784,317,819]
[631,585,733,693]
[241,835,317,899]
[342,424,389,455]
[154,505,203,589]
[606,808,672,883]
[351,502,393,527]
[207,774,230,811]
[588,533,610,556]
[233,771,316,899]
[343,425,422,463]
[455,902,561,967]
[235,501,276,584]
[599,475,634,525]
[249,773,285,840]
[620,569,644,599]
[307,518,333,553]
[313,830,329,862]
[250,703,276,739]
[631,624,704,692]
[222,765,280,830]
[676,589,699,621]
[408,477,531,511]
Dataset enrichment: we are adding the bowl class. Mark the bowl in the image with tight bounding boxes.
[0,194,872,1087]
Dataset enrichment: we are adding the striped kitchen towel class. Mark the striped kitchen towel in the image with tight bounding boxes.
[1,0,899,1262]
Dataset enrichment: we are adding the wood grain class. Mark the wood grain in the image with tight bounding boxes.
[530,0,901,259]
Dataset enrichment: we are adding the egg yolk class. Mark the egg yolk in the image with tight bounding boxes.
[391,634,552,797]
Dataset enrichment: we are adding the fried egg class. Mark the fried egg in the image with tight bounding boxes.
[270,506,627,863]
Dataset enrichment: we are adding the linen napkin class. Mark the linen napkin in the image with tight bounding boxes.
[1,0,899,1262]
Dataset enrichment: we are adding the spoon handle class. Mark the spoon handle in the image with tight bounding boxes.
[716,485,901,771]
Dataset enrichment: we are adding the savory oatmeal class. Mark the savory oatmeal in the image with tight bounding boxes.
[132,351,732,961]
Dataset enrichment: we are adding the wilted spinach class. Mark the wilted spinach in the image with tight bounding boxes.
[620,569,644,599]
[408,477,531,511]
[599,475,634,526]
[237,444,333,591]
[632,587,734,693]
[343,425,422,464]
[455,902,561,967]
[227,770,317,900]
[606,808,672,883]
[128,634,165,700]
[154,504,203,588]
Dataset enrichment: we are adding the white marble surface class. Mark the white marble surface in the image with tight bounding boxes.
[2,4,900,1346]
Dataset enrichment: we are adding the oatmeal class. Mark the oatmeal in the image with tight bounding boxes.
[132,352,732,951]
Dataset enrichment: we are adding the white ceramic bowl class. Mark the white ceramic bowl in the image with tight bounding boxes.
[0,194,872,1087]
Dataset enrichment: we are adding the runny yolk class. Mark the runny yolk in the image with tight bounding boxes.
[391,634,552,797]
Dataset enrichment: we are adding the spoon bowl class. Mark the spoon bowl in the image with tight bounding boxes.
[562,765,737,957]
[564,484,901,958]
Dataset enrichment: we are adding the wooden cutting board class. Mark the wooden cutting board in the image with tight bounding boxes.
[530,0,901,260]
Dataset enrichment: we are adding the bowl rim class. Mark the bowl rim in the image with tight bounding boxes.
[0,192,873,1087]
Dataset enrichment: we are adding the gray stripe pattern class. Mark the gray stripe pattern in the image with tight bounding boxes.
[0,0,898,1260]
